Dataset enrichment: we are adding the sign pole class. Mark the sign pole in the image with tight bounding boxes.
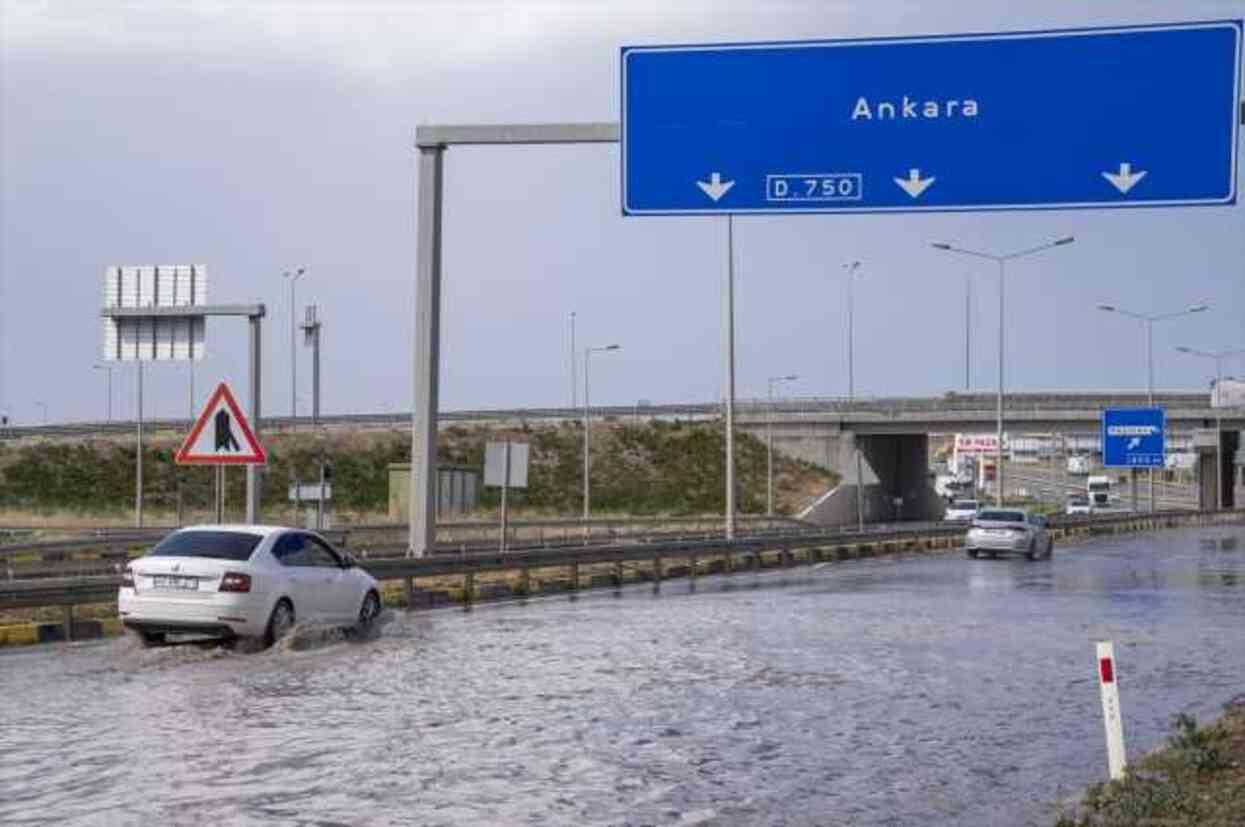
[724,215,737,541]
[1096,641,1127,780]
[317,461,326,530]
[136,360,143,528]
[500,442,511,553]
[246,314,263,523]
[408,144,444,558]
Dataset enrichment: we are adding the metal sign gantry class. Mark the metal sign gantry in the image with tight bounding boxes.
[408,123,617,557]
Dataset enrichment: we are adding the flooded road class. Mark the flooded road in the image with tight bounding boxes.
[3,524,1245,826]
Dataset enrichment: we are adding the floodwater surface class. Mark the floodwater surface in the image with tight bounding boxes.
[3,524,1245,826]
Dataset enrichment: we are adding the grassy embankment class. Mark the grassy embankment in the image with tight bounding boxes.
[0,419,835,524]
[1055,699,1245,827]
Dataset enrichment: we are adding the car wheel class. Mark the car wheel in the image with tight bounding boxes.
[264,599,295,648]
[358,590,381,628]
[1025,540,1038,561]
[1046,539,1055,559]
[965,547,978,559]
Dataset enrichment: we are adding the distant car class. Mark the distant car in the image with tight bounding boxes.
[944,498,980,522]
[1067,455,1091,475]
[119,525,381,648]
[1065,494,1092,516]
[965,509,1054,560]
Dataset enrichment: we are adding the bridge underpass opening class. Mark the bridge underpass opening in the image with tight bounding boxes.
[1196,430,1241,511]
[797,431,944,527]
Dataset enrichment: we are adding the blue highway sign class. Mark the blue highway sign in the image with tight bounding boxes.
[621,21,1242,215]
[1101,408,1166,469]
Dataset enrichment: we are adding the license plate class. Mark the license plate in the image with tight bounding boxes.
[152,575,198,591]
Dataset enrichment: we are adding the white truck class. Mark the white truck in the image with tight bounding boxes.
[1087,475,1113,511]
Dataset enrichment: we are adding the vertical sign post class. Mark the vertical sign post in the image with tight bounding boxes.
[486,441,529,553]
[1096,641,1127,781]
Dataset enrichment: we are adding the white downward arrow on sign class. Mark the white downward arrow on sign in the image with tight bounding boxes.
[696,172,735,202]
[1102,162,1147,194]
[894,168,935,199]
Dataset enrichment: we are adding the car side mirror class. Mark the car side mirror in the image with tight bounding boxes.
[341,553,356,569]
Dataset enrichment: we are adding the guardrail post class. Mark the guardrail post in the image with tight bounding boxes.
[689,554,697,583]
[570,561,579,591]
[520,566,531,597]
[63,604,74,641]
[614,559,624,588]
[404,576,414,609]
[463,571,474,607]
[653,555,662,590]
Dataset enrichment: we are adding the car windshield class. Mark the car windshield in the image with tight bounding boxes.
[952,500,978,509]
[1068,496,1088,505]
[149,530,263,561]
[976,510,1026,523]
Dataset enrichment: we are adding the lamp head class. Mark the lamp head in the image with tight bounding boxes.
[1097,304,1116,313]
[1188,304,1208,314]
[1053,236,1075,246]
[930,242,952,251]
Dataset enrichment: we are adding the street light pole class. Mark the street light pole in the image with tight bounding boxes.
[932,236,1076,507]
[570,312,577,409]
[583,343,620,521]
[1176,345,1245,511]
[767,374,799,516]
[282,268,306,422]
[1099,303,1208,511]
[964,273,972,392]
[34,401,48,425]
[843,261,861,399]
[93,364,113,422]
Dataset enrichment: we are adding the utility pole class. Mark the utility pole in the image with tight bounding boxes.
[300,305,322,426]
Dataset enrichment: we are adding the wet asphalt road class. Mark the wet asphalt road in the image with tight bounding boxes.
[2,523,1244,826]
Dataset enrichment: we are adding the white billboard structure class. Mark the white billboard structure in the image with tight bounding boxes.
[102,265,208,529]
[102,265,206,361]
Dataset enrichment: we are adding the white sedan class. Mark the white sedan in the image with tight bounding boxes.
[119,525,382,647]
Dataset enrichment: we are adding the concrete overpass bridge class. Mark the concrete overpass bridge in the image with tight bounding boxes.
[4,390,1239,524]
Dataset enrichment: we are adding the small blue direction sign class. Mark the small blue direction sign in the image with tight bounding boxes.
[1102,408,1166,469]
[622,21,1242,215]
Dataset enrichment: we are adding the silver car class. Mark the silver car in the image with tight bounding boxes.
[965,508,1054,560]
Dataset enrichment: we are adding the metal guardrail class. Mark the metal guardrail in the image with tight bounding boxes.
[0,516,810,579]
[3,508,1236,614]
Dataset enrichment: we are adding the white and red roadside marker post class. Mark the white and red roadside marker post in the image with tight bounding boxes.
[1096,641,1127,780]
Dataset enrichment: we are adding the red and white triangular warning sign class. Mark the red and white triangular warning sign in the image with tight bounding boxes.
[175,382,267,465]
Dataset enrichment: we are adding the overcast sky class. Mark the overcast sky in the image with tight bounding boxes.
[2,0,1244,426]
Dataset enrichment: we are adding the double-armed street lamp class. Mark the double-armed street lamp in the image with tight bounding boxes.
[1099,303,1208,511]
[583,343,621,520]
[766,374,799,516]
[931,236,1075,507]
[1175,344,1245,510]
